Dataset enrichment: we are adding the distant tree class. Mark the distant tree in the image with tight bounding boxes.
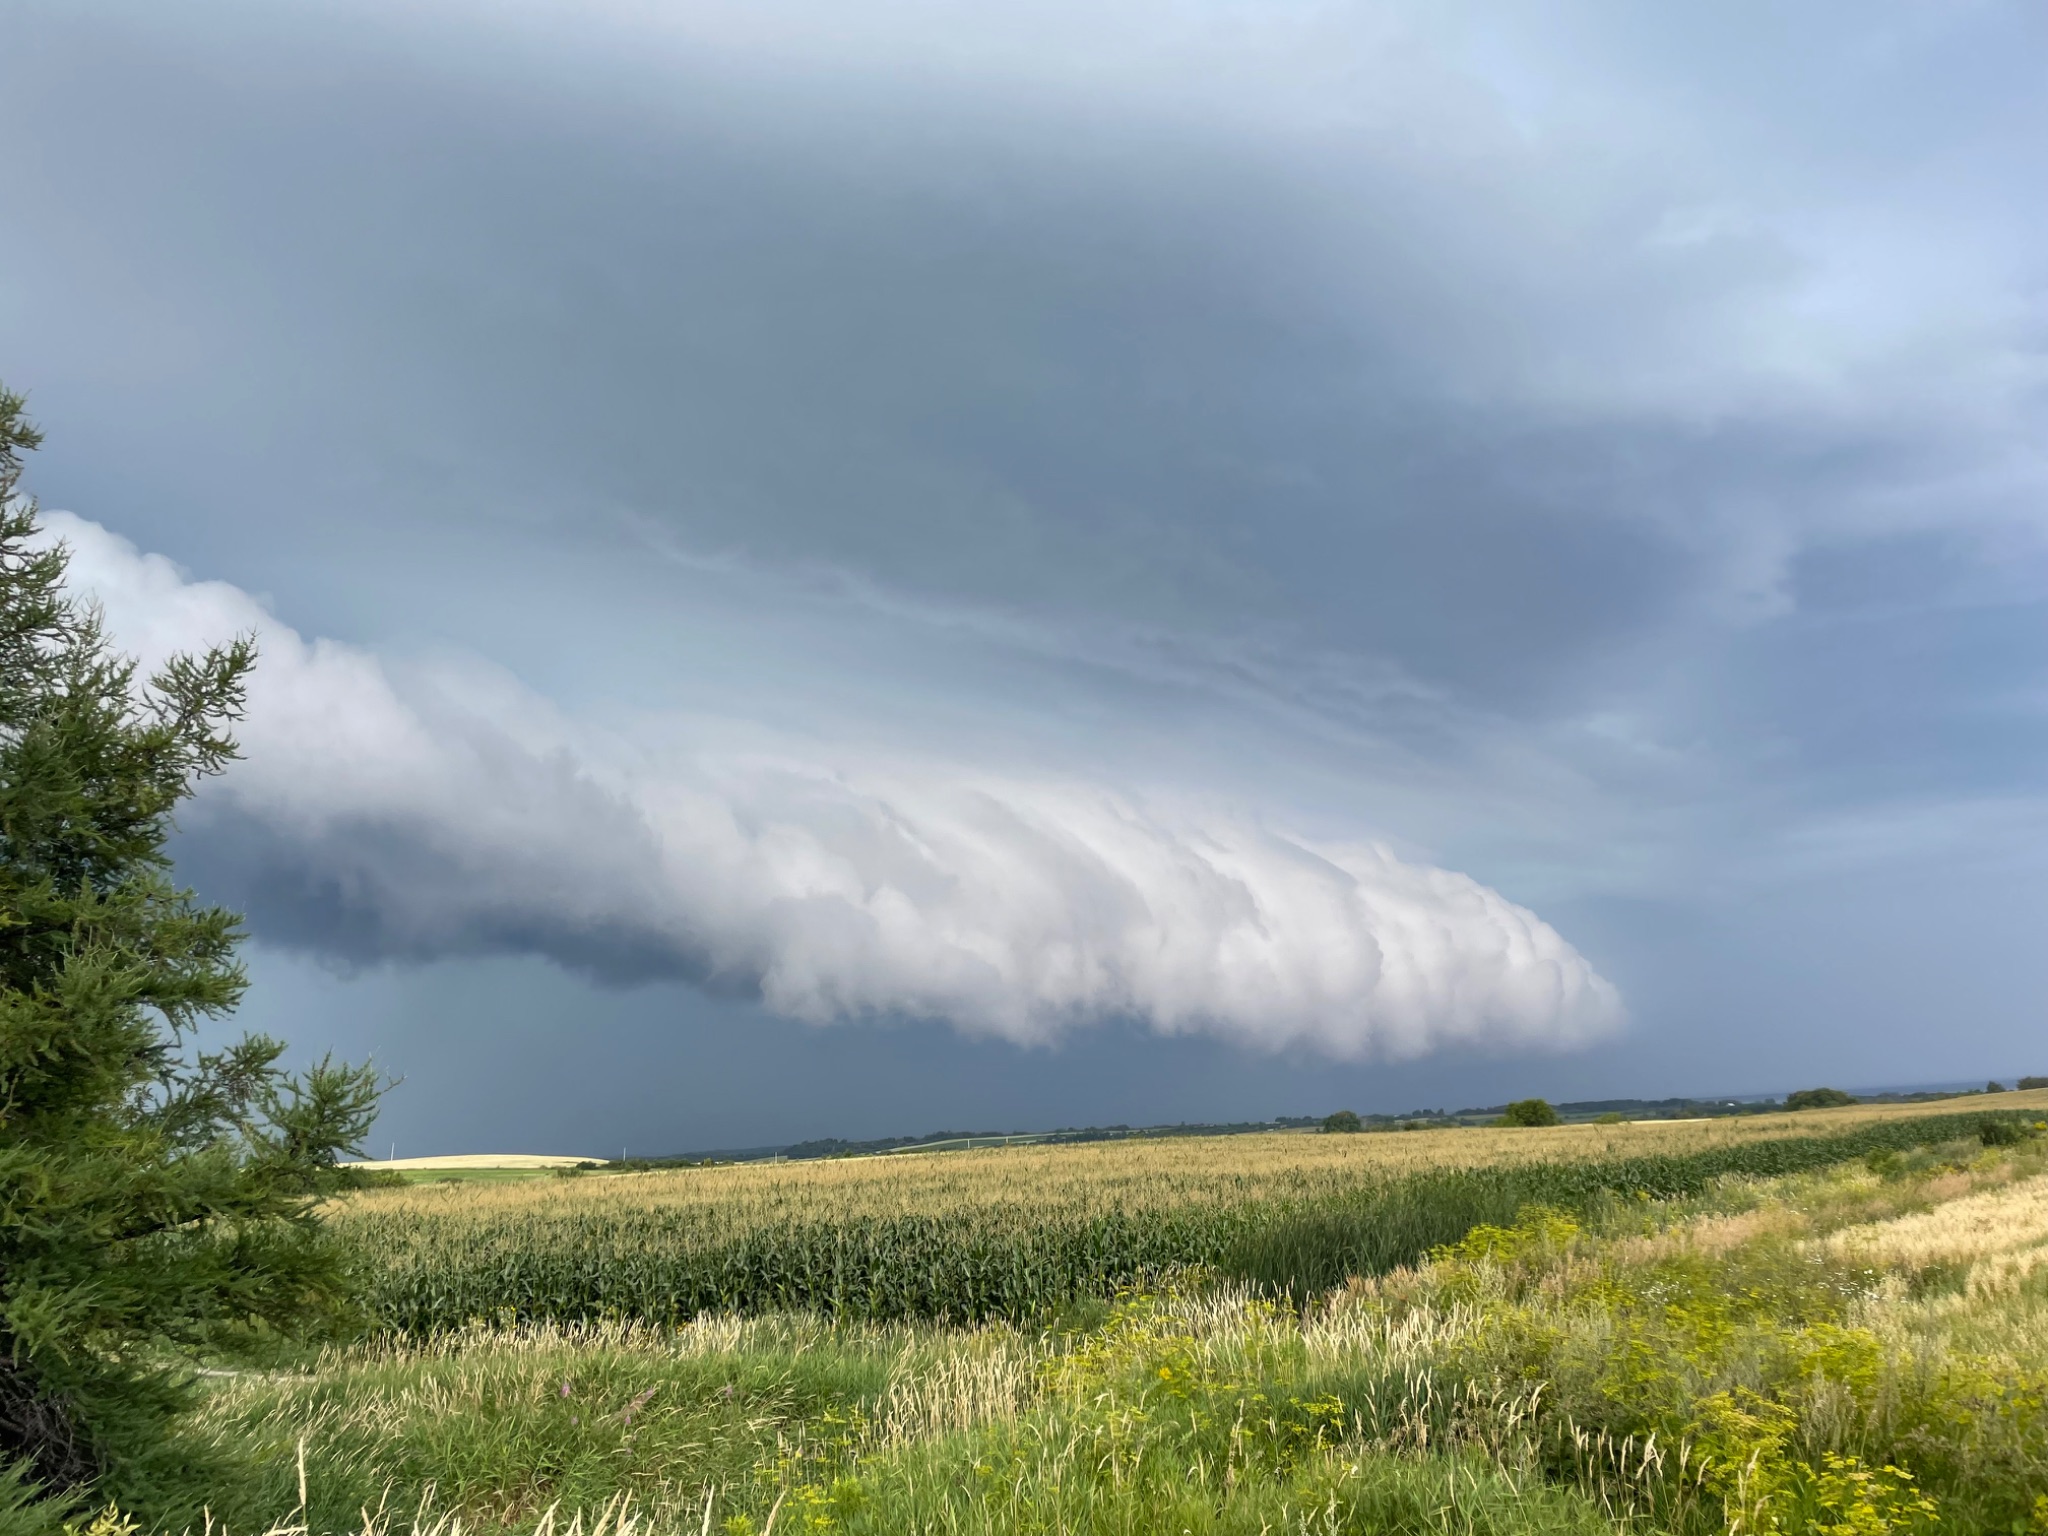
[1784,1087,1857,1111]
[2020,1076,2048,1092]
[1501,1098,1560,1127]
[1321,1110,1363,1134]
[0,386,382,1508]
[1986,1081,2007,1095]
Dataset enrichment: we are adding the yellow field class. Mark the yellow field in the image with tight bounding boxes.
[342,1089,2046,1226]
[348,1154,607,1171]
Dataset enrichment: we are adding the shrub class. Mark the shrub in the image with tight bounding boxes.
[2019,1076,2047,1091]
[1866,1148,1905,1180]
[1320,1110,1363,1134]
[1501,1098,1561,1127]
[1786,1087,1857,1110]
[1979,1117,2030,1148]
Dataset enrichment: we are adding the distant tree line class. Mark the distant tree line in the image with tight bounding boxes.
[1785,1087,1858,1110]
[1323,1077,2045,1134]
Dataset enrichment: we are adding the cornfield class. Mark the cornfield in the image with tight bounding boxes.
[341,1107,2032,1331]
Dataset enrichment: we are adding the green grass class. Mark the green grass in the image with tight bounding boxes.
[164,1130,2048,1536]
[180,1322,889,1535]
[177,1310,1631,1536]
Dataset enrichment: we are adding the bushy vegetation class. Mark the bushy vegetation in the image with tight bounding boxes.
[1501,1098,1561,1127]
[1785,1087,1857,1110]
[1370,1134,2048,1535]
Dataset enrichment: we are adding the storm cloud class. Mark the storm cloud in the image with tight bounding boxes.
[52,513,1620,1056]
[6,1,2046,1141]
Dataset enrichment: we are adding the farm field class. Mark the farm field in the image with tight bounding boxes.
[335,1094,2047,1332]
[354,1157,607,1172]
[361,1094,2048,1211]
[172,1091,2048,1536]
[346,1156,613,1187]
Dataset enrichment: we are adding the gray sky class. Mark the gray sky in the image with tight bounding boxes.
[6,0,2045,1153]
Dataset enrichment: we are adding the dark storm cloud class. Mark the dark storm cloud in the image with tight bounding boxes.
[10,0,1961,708]
[6,0,2048,1120]
[175,814,704,988]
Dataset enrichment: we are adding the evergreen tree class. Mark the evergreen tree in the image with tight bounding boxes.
[0,385,381,1507]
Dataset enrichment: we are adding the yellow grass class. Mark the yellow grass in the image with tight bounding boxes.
[1826,1170,2048,1290]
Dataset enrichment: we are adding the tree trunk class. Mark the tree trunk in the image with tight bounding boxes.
[0,1354,97,1493]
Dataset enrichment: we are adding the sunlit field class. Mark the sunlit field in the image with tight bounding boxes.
[331,1094,2048,1334]
[355,1098,2039,1223]
[170,1091,2048,1536]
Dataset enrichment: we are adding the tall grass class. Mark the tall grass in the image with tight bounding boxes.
[1225,1113,2034,1297]
[187,1311,1629,1536]
[345,1111,2022,1331]
[111,1103,2046,1536]
[183,1133,2048,1536]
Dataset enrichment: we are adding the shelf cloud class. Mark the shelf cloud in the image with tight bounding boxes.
[48,511,1621,1059]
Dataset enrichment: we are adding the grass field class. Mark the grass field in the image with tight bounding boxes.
[349,1096,2047,1223]
[115,1091,2048,1536]
[334,1094,2047,1332]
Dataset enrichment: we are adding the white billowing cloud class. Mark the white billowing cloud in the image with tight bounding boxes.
[45,512,1623,1059]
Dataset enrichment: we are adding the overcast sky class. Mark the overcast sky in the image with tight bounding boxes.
[6,0,2045,1154]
